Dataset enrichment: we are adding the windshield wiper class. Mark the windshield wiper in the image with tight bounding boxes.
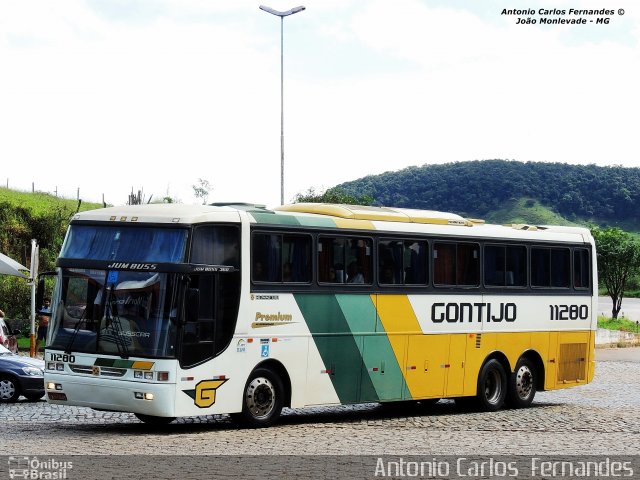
[65,306,88,355]
[104,284,130,359]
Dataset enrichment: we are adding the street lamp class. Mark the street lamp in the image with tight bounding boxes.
[259,5,305,205]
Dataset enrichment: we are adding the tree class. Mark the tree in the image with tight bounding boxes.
[592,227,640,319]
[293,187,373,206]
[192,178,212,204]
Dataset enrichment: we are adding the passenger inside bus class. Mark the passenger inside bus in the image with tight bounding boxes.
[347,261,364,284]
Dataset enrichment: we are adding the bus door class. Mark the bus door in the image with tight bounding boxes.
[179,272,240,369]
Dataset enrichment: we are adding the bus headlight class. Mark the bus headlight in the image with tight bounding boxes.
[134,392,154,401]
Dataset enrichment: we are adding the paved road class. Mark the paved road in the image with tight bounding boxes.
[1,349,639,460]
[598,296,640,321]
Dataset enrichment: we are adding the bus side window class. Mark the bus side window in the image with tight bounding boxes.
[252,233,311,283]
[252,234,282,282]
[550,248,570,288]
[191,226,240,267]
[404,240,428,285]
[319,236,372,284]
[574,248,590,289]
[434,242,455,286]
[531,247,570,288]
[485,245,526,287]
[379,239,428,285]
[434,242,479,287]
[531,248,551,287]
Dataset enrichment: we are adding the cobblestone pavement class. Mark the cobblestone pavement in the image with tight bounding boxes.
[1,350,639,457]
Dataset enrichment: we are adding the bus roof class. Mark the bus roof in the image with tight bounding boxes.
[70,203,243,224]
[70,202,593,243]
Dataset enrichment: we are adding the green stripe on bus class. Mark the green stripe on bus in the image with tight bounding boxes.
[249,212,337,228]
[295,216,338,228]
[336,295,410,401]
[94,358,133,368]
[294,294,378,404]
[249,212,302,226]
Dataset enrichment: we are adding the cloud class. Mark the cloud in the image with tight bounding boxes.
[0,0,638,207]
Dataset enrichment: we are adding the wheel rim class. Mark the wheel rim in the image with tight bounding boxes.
[515,365,533,400]
[484,369,502,405]
[245,377,276,419]
[0,379,16,400]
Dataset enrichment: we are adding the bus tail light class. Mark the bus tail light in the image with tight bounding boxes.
[157,372,169,381]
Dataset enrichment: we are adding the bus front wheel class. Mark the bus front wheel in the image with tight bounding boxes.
[507,358,536,408]
[233,368,284,428]
[476,359,507,411]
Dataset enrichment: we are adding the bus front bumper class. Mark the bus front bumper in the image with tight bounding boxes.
[44,372,176,417]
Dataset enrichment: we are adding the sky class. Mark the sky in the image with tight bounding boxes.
[1,0,639,208]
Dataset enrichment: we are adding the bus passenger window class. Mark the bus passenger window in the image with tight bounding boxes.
[252,234,281,282]
[434,242,479,287]
[252,233,311,283]
[484,246,505,286]
[379,239,428,285]
[457,244,479,286]
[550,249,570,287]
[405,241,428,285]
[485,245,526,287]
[574,249,590,289]
[319,236,372,284]
[531,248,550,287]
[531,247,570,288]
[434,243,455,286]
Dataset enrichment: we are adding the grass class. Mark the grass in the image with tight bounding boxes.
[483,198,579,226]
[0,187,103,214]
[597,315,640,333]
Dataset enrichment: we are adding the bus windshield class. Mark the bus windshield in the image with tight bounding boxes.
[60,225,188,263]
[48,268,181,358]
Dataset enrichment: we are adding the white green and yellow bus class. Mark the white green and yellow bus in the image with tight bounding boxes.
[42,202,596,426]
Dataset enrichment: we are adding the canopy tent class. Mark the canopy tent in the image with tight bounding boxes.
[0,252,29,278]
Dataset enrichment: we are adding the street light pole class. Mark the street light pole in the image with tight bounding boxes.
[259,5,305,205]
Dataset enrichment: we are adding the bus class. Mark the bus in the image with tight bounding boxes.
[41,202,596,426]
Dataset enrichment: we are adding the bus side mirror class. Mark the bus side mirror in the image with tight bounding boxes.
[36,271,56,315]
[185,288,200,323]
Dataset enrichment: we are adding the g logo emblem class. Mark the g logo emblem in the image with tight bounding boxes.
[194,379,228,408]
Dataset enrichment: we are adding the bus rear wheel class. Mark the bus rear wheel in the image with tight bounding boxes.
[135,413,176,425]
[507,358,536,408]
[475,359,507,411]
[233,368,284,428]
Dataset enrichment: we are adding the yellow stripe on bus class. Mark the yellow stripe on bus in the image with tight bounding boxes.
[131,361,154,370]
[333,218,376,230]
[373,294,427,398]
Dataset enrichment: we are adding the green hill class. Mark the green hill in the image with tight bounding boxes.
[337,160,640,230]
[483,198,579,226]
[0,188,103,319]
